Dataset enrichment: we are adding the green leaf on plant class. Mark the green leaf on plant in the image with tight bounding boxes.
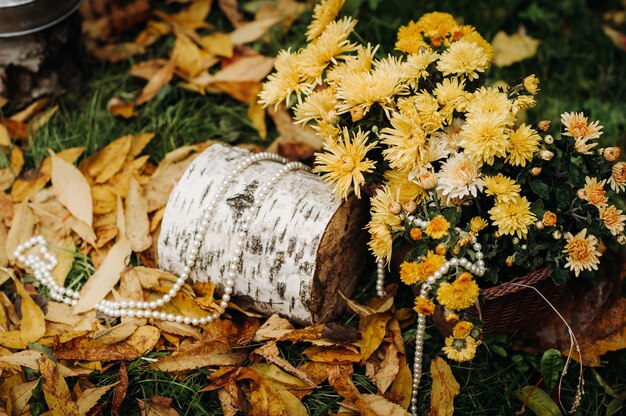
[529,180,550,200]
[491,344,507,357]
[514,386,562,416]
[540,349,563,392]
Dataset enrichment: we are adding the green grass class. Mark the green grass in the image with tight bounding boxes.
[9,0,626,414]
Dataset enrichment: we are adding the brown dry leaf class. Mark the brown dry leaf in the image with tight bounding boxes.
[144,151,203,212]
[138,396,180,416]
[361,313,392,362]
[51,152,93,228]
[361,394,411,416]
[49,236,76,286]
[81,135,132,184]
[136,20,171,47]
[77,383,116,416]
[251,363,313,394]
[111,362,128,416]
[0,372,23,415]
[10,378,39,416]
[136,59,175,105]
[152,341,245,372]
[10,170,50,202]
[39,355,80,416]
[12,275,46,344]
[375,343,400,393]
[254,314,294,341]
[247,375,308,416]
[217,388,238,416]
[155,320,201,339]
[55,325,161,361]
[4,118,29,140]
[0,122,9,146]
[201,32,233,58]
[0,330,26,349]
[266,105,322,154]
[229,17,281,45]
[429,356,460,416]
[252,341,316,391]
[125,178,152,252]
[209,80,263,103]
[90,42,146,63]
[73,237,132,313]
[119,269,144,304]
[218,0,245,28]
[491,29,540,67]
[6,200,35,261]
[328,364,377,416]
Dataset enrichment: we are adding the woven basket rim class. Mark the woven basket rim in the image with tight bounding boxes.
[480,267,552,300]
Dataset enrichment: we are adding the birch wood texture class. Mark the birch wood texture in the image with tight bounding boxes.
[158,144,368,324]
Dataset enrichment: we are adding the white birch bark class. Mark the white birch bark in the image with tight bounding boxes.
[158,144,368,324]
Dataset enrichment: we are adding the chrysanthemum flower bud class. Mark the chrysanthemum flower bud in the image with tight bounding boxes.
[576,189,586,199]
[410,228,423,241]
[552,230,562,239]
[542,211,557,226]
[505,256,514,267]
[544,135,554,145]
[409,168,438,190]
[402,199,417,213]
[538,120,551,131]
[387,201,402,215]
[531,167,542,176]
[603,147,620,162]
[523,74,540,95]
[618,234,626,245]
[540,150,554,161]
[535,221,545,230]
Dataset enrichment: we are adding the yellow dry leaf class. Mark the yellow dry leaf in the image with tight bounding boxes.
[89,42,146,63]
[92,184,118,215]
[229,17,281,45]
[151,342,244,372]
[6,200,35,261]
[172,34,214,78]
[145,154,201,212]
[136,59,175,105]
[360,313,392,362]
[491,29,540,67]
[201,32,233,58]
[125,177,152,252]
[254,314,295,341]
[10,97,51,122]
[154,320,201,339]
[92,320,141,344]
[107,155,150,198]
[77,384,115,416]
[81,135,132,184]
[10,171,49,202]
[171,291,209,319]
[107,98,136,119]
[11,275,46,344]
[95,224,118,248]
[50,236,75,286]
[133,266,178,289]
[39,355,80,415]
[255,0,309,31]
[41,147,85,176]
[30,105,59,133]
[375,343,400,393]
[74,237,132,313]
[138,396,180,416]
[303,345,361,363]
[150,206,165,232]
[246,373,309,416]
[129,59,168,80]
[10,378,39,416]
[0,330,27,349]
[429,356,460,416]
[209,55,275,83]
[135,20,171,47]
[128,132,155,160]
[0,123,9,146]
[0,146,25,191]
[361,394,411,416]
[247,98,267,139]
[167,0,212,30]
[45,302,83,326]
[0,227,8,268]
[51,152,93,228]
[389,363,413,410]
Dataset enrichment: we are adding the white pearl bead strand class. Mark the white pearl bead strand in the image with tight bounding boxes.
[14,152,310,327]
[376,214,486,416]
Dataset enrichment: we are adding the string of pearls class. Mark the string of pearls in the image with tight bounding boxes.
[376,214,486,416]
[14,152,310,326]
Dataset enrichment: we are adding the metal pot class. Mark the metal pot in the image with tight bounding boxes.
[0,0,83,37]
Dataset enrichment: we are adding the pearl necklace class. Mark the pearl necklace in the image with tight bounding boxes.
[376,214,486,416]
[14,152,310,326]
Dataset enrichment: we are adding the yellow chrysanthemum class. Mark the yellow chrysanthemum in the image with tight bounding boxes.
[458,25,493,62]
[259,49,311,108]
[325,44,377,85]
[437,39,490,80]
[452,321,474,338]
[298,17,358,85]
[414,297,436,315]
[609,162,626,193]
[512,95,536,114]
[599,205,626,236]
[436,152,484,203]
[436,272,480,310]
[561,111,603,141]
[384,169,426,202]
[488,196,537,239]
[400,261,422,285]
[563,229,601,277]
[483,174,521,203]
[418,250,447,280]
[523,74,540,95]
[313,127,376,199]
[395,20,428,54]
[416,12,459,40]
[367,222,393,263]
[368,186,404,230]
[293,88,338,125]
[425,215,451,239]
[402,50,440,89]
[433,77,470,122]
[470,216,488,233]
[306,0,346,40]
[460,111,510,164]
[506,123,541,167]
[443,336,478,362]
[380,112,428,172]
[465,87,512,120]
[313,121,341,144]
[578,176,608,207]
[397,92,444,133]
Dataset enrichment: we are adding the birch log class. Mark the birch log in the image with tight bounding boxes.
[158,144,369,324]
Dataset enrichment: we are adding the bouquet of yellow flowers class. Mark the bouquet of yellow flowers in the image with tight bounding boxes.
[259,0,626,368]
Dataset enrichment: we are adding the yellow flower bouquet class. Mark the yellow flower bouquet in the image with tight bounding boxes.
[260,0,625,369]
